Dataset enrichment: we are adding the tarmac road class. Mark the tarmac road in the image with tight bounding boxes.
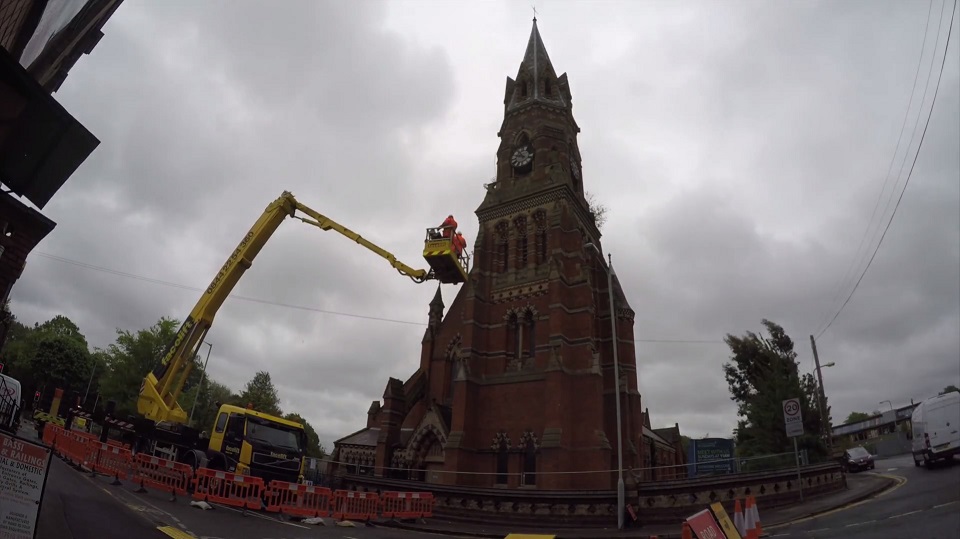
[766,454,960,539]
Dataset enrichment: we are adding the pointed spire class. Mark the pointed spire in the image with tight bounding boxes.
[504,18,568,112]
[429,283,444,310]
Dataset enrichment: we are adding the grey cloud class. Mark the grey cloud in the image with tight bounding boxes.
[9,1,958,449]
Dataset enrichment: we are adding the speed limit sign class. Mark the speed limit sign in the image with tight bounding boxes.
[783,398,804,437]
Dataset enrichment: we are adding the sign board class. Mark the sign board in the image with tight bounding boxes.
[783,397,804,437]
[710,502,743,539]
[686,508,727,539]
[0,431,53,539]
[688,438,737,477]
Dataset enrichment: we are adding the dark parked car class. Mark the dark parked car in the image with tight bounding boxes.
[842,446,876,472]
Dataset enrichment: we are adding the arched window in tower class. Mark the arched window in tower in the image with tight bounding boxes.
[524,309,536,361]
[505,312,519,362]
[514,215,528,269]
[495,221,510,273]
[491,432,510,485]
[520,431,539,486]
[532,210,548,265]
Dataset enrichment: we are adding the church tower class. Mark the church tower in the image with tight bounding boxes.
[336,18,657,494]
[435,18,645,490]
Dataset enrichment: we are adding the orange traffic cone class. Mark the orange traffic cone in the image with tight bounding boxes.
[681,522,693,539]
[744,497,757,538]
[749,495,763,537]
[733,498,745,537]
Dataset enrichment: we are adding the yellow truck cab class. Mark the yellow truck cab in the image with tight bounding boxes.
[207,404,307,484]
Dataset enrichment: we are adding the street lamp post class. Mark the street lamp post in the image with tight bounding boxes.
[587,243,625,530]
[879,400,893,412]
[188,341,213,425]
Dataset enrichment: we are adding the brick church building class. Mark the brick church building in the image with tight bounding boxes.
[332,19,686,491]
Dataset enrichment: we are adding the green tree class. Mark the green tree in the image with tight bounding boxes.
[940,385,960,395]
[97,317,179,418]
[238,371,282,416]
[844,411,872,424]
[284,412,326,457]
[0,313,92,406]
[723,320,828,460]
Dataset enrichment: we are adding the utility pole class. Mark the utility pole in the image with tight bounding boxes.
[810,335,831,454]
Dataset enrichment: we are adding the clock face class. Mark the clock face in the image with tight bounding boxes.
[570,156,581,180]
[511,147,533,168]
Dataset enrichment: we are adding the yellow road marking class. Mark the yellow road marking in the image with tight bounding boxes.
[156,526,194,539]
[766,473,906,529]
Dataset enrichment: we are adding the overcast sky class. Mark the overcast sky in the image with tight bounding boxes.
[10,0,959,450]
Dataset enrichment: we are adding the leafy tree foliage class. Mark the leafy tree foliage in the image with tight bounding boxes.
[940,385,960,395]
[239,371,283,416]
[844,411,872,424]
[3,307,324,452]
[723,320,829,460]
[97,317,179,418]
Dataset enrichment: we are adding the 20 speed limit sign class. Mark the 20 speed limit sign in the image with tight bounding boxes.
[783,398,804,437]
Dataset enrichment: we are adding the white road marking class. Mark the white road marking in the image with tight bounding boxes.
[845,520,876,527]
[934,500,959,509]
[886,467,898,471]
[808,528,830,533]
[890,509,923,519]
[211,503,310,529]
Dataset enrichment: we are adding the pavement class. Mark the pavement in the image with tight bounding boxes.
[372,471,898,539]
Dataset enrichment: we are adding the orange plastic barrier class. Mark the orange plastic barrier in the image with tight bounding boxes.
[88,442,134,480]
[265,480,333,518]
[332,490,380,522]
[52,429,92,466]
[42,424,58,445]
[134,453,194,495]
[192,468,263,510]
[380,491,434,519]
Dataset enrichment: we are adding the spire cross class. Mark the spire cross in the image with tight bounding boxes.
[532,5,538,21]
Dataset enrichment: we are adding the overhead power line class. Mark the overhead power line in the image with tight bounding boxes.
[819,0,935,329]
[34,251,724,344]
[816,0,957,340]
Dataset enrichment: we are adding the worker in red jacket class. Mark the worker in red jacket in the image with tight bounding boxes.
[453,232,467,257]
[440,214,458,238]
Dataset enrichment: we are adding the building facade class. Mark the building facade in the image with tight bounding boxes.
[0,0,121,314]
[332,20,686,491]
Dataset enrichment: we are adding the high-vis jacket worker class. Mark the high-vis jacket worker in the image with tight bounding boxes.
[453,232,467,256]
[440,215,458,238]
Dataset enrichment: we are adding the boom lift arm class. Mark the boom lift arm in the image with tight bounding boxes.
[137,191,465,425]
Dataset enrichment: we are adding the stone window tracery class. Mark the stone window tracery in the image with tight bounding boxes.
[520,430,539,486]
[514,215,528,269]
[533,210,547,264]
[492,431,511,485]
[495,220,510,273]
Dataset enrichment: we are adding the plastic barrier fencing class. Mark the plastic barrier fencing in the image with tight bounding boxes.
[89,442,134,480]
[264,481,333,518]
[332,490,380,522]
[134,453,194,495]
[40,424,436,521]
[380,491,435,519]
[192,468,264,510]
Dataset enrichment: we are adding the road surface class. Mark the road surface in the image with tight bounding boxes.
[767,454,960,539]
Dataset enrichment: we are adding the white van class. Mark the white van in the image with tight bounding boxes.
[911,391,960,467]
[0,373,23,433]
